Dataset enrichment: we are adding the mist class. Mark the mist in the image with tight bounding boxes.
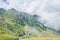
[0,0,60,31]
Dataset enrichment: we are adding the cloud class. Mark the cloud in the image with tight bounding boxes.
[13,0,40,14]
[38,0,60,30]
[7,0,16,9]
[0,0,60,30]
[0,0,8,9]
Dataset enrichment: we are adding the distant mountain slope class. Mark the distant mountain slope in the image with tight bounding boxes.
[0,8,60,40]
[5,8,47,30]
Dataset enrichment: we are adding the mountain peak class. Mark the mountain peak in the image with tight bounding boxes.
[10,8,16,11]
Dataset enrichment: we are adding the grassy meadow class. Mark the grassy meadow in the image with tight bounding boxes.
[23,37,60,40]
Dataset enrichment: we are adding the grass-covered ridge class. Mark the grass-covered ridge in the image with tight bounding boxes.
[0,8,60,40]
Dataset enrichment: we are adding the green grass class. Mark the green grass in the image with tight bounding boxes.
[0,15,24,40]
[0,34,17,40]
[23,37,60,40]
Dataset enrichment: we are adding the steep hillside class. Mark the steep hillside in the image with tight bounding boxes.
[0,8,60,40]
[0,8,24,40]
[5,8,47,30]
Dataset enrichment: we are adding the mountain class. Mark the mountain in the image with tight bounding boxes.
[0,8,60,40]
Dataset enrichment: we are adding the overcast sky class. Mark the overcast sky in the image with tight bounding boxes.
[0,0,60,30]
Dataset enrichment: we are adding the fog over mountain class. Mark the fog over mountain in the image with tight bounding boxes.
[0,0,60,30]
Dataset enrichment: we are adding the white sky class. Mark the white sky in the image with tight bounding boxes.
[0,0,60,30]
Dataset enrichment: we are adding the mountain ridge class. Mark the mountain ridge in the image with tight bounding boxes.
[0,8,60,40]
